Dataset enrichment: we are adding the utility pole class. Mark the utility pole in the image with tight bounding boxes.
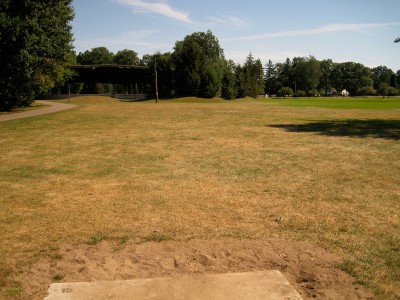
[155,56,159,103]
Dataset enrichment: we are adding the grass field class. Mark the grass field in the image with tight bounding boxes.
[0,96,399,298]
[262,96,400,110]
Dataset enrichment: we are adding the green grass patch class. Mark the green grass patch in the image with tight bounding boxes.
[141,232,172,243]
[52,274,65,282]
[86,233,108,245]
[4,286,22,297]
[262,97,400,109]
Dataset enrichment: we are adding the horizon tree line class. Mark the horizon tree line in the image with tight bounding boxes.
[72,34,400,99]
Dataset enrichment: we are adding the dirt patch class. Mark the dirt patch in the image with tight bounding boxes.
[17,239,373,299]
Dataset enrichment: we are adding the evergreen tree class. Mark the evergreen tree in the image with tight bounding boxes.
[265,60,279,96]
[239,53,265,98]
[221,60,237,100]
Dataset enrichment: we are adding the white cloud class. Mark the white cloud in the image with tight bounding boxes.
[223,22,400,42]
[207,15,250,28]
[74,30,171,54]
[225,50,305,65]
[117,0,193,24]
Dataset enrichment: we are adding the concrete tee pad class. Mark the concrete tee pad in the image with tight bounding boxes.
[45,270,303,300]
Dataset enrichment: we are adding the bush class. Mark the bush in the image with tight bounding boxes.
[294,90,306,97]
[277,87,293,98]
[357,86,377,97]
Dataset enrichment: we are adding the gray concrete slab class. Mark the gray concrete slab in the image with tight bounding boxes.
[45,271,303,300]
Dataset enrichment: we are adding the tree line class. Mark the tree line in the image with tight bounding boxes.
[265,57,400,98]
[1,0,399,110]
[74,32,400,99]
[73,30,265,99]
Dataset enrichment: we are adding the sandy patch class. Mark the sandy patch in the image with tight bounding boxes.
[17,239,373,299]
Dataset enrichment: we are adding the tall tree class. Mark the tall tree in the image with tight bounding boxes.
[221,60,237,100]
[145,52,175,97]
[77,47,114,65]
[172,30,224,97]
[371,66,395,89]
[265,60,280,96]
[245,54,264,97]
[330,62,373,96]
[292,56,321,95]
[114,49,140,65]
[0,0,74,110]
[320,59,333,96]
[275,58,293,90]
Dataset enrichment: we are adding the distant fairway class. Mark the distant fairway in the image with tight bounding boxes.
[0,96,399,298]
[262,96,400,110]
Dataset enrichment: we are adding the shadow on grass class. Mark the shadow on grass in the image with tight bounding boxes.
[269,119,400,140]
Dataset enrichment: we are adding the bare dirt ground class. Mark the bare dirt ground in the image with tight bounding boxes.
[17,239,374,300]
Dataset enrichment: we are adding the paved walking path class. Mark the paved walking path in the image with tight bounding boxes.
[0,100,75,122]
[45,271,303,300]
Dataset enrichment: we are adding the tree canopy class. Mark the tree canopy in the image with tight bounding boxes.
[114,49,140,65]
[0,0,74,110]
[77,47,114,65]
[172,30,225,97]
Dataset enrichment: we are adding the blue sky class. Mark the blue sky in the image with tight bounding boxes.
[71,0,400,71]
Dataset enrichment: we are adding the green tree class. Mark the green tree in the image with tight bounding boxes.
[276,58,293,89]
[320,59,333,96]
[330,62,373,96]
[146,52,175,97]
[237,53,264,98]
[387,86,399,96]
[389,73,398,89]
[76,47,115,94]
[379,83,398,97]
[292,56,321,96]
[371,66,395,90]
[357,86,377,97]
[294,90,306,97]
[378,83,390,97]
[200,63,221,98]
[235,65,246,98]
[114,49,140,65]
[265,60,279,96]
[77,47,114,65]
[172,30,224,97]
[221,60,237,100]
[277,87,293,98]
[0,0,74,110]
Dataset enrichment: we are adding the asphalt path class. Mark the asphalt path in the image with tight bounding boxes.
[0,100,75,122]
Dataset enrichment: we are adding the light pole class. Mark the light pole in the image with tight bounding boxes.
[155,56,159,103]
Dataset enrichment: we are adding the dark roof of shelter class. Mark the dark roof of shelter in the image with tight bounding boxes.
[68,65,150,84]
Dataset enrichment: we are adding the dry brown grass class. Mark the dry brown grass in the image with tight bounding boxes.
[0,96,399,298]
